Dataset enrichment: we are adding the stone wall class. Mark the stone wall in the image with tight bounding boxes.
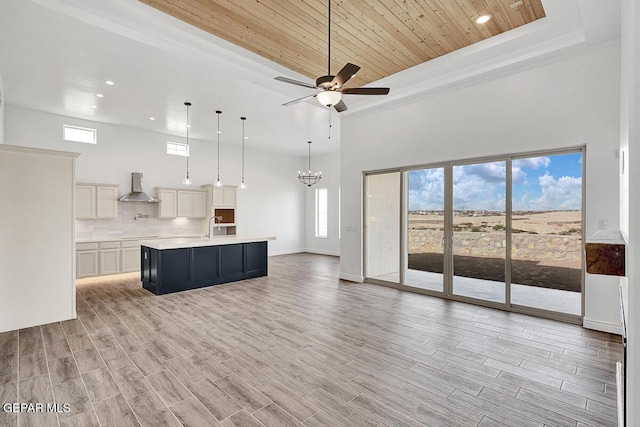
[409,230,582,263]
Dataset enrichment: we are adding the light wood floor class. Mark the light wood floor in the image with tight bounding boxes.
[0,253,622,427]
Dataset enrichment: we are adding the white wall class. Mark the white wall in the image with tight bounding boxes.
[303,150,340,256]
[620,0,639,424]
[5,105,305,255]
[340,44,622,331]
[0,72,4,144]
[0,145,77,332]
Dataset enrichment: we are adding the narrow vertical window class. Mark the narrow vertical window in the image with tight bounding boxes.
[316,188,328,238]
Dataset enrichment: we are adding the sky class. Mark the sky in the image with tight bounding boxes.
[408,152,582,211]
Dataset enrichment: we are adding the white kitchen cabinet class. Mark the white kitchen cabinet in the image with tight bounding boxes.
[177,190,207,218]
[76,250,99,278]
[76,183,119,219]
[96,186,119,218]
[158,188,206,218]
[157,188,177,218]
[76,241,141,278]
[121,245,141,273]
[212,186,237,207]
[99,242,120,275]
[76,185,96,219]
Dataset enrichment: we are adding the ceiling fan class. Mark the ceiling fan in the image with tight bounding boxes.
[274,0,390,112]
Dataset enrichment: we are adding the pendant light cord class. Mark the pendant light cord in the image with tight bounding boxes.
[216,111,221,182]
[308,141,312,172]
[241,117,246,183]
[186,104,190,177]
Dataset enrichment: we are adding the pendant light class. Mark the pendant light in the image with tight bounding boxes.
[214,110,223,187]
[182,101,192,185]
[298,141,322,187]
[239,117,247,190]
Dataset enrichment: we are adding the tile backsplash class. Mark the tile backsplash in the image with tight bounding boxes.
[76,201,203,240]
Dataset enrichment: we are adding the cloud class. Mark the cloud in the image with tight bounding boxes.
[512,157,550,186]
[513,157,551,169]
[463,162,506,184]
[408,158,581,212]
[408,169,444,210]
[527,172,582,210]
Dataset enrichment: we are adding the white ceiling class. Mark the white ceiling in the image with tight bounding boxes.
[0,0,620,156]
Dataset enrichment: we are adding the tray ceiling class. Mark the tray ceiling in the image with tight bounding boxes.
[140,0,545,87]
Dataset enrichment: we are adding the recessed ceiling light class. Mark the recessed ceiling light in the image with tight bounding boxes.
[90,105,98,109]
[105,80,114,85]
[96,93,104,98]
[475,14,492,24]
[244,136,249,140]
[149,117,156,121]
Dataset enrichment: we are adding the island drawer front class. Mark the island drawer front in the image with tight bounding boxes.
[77,242,99,251]
[121,240,140,248]
[100,241,121,249]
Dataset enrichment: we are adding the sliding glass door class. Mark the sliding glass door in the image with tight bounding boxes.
[364,148,584,322]
[365,172,401,283]
[452,161,506,304]
[510,152,583,315]
[404,167,445,293]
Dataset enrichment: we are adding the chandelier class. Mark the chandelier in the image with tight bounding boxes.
[298,141,322,187]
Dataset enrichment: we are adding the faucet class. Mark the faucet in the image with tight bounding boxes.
[207,216,224,238]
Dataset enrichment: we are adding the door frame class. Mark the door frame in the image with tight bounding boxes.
[363,146,585,325]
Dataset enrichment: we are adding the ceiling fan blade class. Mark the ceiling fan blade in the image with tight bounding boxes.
[274,76,317,89]
[331,63,360,88]
[341,87,390,95]
[282,93,317,106]
[333,100,348,112]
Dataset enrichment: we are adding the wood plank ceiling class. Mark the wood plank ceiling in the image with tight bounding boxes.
[140,0,546,86]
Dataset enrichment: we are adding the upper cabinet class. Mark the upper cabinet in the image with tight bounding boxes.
[76,185,96,219]
[157,188,177,219]
[156,187,206,219]
[212,186,237,207]
[76,183,119,219]
[177,190,206,218]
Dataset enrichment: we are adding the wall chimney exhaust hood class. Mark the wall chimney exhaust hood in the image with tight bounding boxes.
[119,172,159,203]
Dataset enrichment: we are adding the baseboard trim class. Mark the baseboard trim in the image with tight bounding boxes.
[339,273,364,283]
[302,249,340,257]
[269,249,303,256]
[583,318,621,335]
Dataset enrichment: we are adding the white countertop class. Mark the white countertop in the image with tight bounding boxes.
[586,230,626,245]
[140,236,276,250]
[76,234,202,243]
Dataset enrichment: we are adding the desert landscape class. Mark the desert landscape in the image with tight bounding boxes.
[407,210,583,292]
[409,210,582,235]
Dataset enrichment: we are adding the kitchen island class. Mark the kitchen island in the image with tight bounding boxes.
[140,236,275,295]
